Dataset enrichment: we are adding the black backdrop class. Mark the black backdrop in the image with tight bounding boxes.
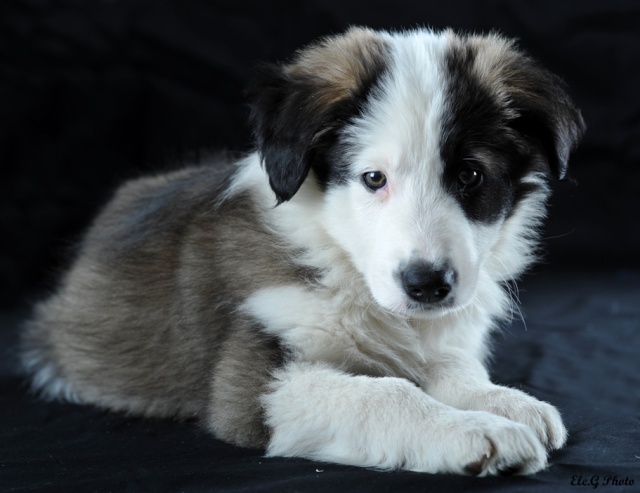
[1,1,639,492]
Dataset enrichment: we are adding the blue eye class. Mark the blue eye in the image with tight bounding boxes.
[362,171,387,190]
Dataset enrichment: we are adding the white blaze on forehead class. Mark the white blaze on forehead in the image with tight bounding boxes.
[343,30,450,194]
[342,31,457,239]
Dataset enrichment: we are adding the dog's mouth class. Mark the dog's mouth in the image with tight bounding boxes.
[403,296,460,318]
[379,294,460,319]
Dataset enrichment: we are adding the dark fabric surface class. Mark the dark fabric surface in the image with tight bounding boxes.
[2,271,639,492]
[1,1,639,491]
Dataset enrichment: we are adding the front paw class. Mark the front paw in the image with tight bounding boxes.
[467,387,567,450]
[433,410,548,476]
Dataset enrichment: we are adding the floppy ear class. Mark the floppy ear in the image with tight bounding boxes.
[503,55,586,180]
[247,64,330,204]
[247,27,388,203]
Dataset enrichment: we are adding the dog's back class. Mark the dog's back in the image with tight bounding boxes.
[21,161,299,445]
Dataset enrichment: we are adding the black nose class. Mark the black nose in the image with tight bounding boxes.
[400,262,455,304]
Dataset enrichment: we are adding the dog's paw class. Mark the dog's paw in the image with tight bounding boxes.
[466,387,567,450]
[433,410,547,476]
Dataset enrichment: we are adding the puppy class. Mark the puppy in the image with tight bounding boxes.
[22,27,585,475]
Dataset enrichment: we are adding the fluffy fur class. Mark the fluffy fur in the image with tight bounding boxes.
[21,27,585,475]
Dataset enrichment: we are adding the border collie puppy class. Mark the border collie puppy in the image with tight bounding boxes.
[22,27,585,476]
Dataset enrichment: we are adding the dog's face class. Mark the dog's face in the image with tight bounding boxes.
[249,28,585,317]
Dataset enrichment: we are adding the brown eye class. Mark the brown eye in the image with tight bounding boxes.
[363,171,387,190]
[458,167,483,189]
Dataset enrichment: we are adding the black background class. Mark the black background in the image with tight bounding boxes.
[1,1,639,492]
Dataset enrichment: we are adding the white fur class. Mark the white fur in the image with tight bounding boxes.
[262,362,547,475]
[22,346,81,403]
[234,29,567,475]
[238,155,564,472]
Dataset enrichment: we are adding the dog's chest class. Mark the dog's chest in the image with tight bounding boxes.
[240,281,436,380]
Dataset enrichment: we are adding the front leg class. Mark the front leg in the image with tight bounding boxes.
[422,351,567,450]
[261,361,547,475]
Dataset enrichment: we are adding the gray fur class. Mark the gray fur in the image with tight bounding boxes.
[21,159,308,446]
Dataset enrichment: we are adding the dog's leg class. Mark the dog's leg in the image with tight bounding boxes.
[422,351,567,450]
[261,361,547,475]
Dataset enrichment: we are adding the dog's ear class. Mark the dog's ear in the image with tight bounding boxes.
[248,27,389,203]
[501,51,586,180]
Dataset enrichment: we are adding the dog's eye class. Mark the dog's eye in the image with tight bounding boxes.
[457,167,483,190]
[362,171,387,191]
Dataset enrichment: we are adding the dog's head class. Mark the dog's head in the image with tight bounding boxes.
[249,27,585,317]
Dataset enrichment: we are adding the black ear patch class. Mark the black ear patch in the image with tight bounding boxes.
[503,57,586,180]
[247,27,389,204]
[441,33,586,224]
[443,34,585,182]
[477,37,586,181]
[247,64,324,203]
